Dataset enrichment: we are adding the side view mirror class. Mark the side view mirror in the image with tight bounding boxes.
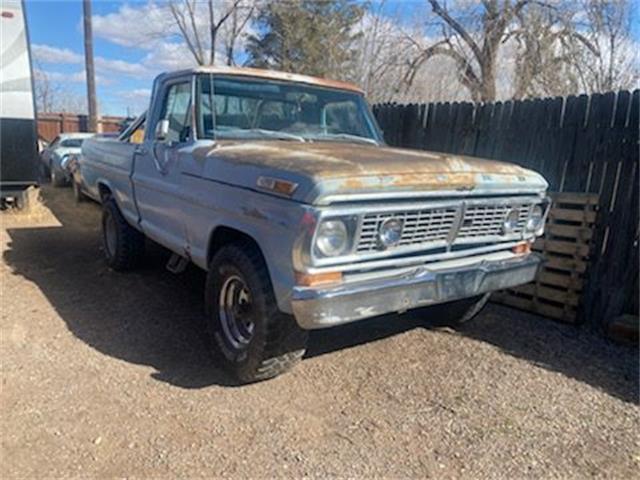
[155,119,169,141]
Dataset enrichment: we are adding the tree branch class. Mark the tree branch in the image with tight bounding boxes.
[184,0,204,63]
[428,0,483,63]
[169,2,203,64]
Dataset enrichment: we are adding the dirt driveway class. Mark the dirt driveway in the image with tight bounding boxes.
[1,186,638,478]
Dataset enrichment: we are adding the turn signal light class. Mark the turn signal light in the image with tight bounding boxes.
[512,243,531,255]
[295,271,342,287]
[256,176,298,196]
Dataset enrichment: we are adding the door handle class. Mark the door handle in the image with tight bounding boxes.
[135,146,148,155]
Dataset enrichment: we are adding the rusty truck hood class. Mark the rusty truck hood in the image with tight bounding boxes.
[194,140,548,204]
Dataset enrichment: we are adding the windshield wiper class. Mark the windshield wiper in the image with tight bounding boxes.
[310,133,378,145]
[215,128,306,143]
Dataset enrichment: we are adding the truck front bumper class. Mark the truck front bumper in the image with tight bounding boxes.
[291,252,542,329]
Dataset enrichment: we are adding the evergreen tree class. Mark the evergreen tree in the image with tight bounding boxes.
[246,0,363,80]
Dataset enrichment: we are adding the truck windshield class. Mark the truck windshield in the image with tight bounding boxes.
[196,74,382,144]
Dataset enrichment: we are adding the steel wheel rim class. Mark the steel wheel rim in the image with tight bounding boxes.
[219,275,254,350]
[104,213,117,258]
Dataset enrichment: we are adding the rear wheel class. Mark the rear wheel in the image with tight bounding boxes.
[205,243,308,383]
[101,199,145,271]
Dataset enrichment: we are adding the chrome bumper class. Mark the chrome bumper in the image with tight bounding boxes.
[291,253,542,329]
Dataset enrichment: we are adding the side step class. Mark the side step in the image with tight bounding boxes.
[166,253,189,274]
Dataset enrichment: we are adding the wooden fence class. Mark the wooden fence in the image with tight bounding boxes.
[38,113,125,142]
[373,90,639,330]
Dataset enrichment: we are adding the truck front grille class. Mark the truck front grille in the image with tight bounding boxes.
[357,208,458,252]
[457,204,529,239]
[355,202,531,253]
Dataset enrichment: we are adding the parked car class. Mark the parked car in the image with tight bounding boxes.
[40,132,93,187]
[78,67,550,383]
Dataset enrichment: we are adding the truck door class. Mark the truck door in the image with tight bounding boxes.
[132,77,192,254]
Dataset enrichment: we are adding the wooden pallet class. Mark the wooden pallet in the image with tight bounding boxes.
[493,192,599,323]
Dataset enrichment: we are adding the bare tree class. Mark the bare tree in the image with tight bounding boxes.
[34,67,58,113]
[509,2,587,98]
[404,0,563,102]
[221,2,256,65]
[571,0,639,93]
[510,0,638,98]
[352,2,413,101]
[34,68,88,114]
[167,0,255,65]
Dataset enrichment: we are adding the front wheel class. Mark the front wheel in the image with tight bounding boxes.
[101,199,145,271]
[205,243,308,383]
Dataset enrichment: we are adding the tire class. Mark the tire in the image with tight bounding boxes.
[50,168,67,188]
[101,199,145,271]
[73,180,87,203]
[419,293,490,326]
[205,242,308,383]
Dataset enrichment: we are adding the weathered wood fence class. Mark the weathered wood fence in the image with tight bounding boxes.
[374,90,639,330]
[38,113,125,142]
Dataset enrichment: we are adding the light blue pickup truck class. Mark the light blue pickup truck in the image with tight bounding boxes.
[78,67,549,382]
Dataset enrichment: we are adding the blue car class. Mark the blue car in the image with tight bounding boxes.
[40,133,93,187]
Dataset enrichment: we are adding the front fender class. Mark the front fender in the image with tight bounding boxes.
[184,180,305,315]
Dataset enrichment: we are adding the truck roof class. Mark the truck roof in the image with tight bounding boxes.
[157,66,364,94]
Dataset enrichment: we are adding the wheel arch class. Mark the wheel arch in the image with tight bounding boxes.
[204,223,293,315]
[207,225,267,268]
[97,180,114,203]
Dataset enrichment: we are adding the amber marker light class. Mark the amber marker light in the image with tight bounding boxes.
[295,271,343,287]
[256,176,298,196]
[512,243,532,255]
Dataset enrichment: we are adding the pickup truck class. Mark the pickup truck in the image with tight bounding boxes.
[78,67,549,383]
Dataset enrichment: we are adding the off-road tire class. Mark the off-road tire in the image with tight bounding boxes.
[101,199,145,271]
[205,243,308,383]
[420,293,491,326]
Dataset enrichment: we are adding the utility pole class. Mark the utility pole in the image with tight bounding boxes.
[83,0,98,132]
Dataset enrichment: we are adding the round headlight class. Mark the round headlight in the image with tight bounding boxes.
[315,220,348,257]
[526,205,544,231]
[502,208,520,234]
[378,217,403,248]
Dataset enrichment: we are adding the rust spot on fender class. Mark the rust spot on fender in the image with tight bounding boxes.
[341,177,366,189]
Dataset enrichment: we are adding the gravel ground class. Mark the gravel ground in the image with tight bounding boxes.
[1,186,638,479]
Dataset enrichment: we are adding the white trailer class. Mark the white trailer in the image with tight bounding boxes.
[0,0,38,208]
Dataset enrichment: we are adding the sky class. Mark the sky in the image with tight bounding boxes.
[23,0,640,117]
[26,0,183,116]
